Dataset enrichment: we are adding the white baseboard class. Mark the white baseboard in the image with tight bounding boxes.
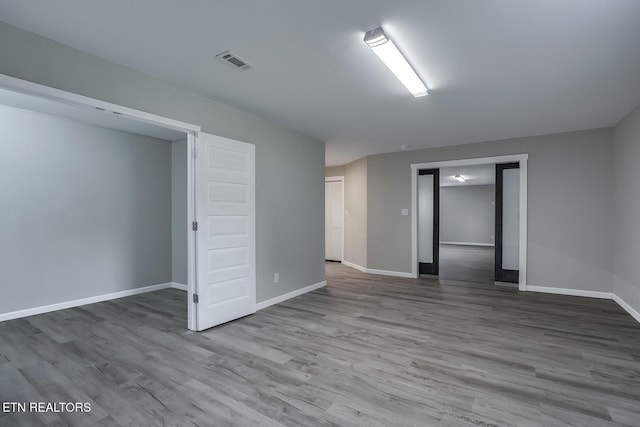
[341,260,414,279]
[526,286,614,299]
[171,282,188,291]
[440,241,495,247]
[256,281,326,311]
[341,260,367,273]
[525,286,640,324]
[0,282,174,322]
[366,268,415,278]
[494,281,518,288]
[613,295,640,324]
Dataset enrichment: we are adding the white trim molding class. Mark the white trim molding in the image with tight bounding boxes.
[526,286,614,299]
[187,132,197,331]
[0,74,199,133]
[366,268,415,278]
[256,281,326,311]
[411,154,529,291]
[342,260,367,273]
[171,282,188,291]
[342,261,413,278]
[0,282,174,322]
[409,154,530,171]
[613,295,640,324]
[527,286,640,324]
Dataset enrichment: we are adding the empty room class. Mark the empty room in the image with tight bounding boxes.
[1,1,640,426]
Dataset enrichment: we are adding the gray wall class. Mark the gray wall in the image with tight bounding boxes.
[0,21,325,304]
[171,139,188,285]
[367,128,614,292]
[440,185,495,245]
[0,105,172,314]
[614,104,640,314]
[344,157,367,267]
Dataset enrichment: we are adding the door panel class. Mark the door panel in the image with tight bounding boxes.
[418,169,439,275]
[495,162,520,283]
[502,168,520,270]
[196,133,255,331]
[325,180,343,261]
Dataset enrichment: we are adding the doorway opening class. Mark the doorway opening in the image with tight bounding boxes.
[325,176,344,263]
[411,154,528,290]
[0,74,203,328]
[0,74,258,332]
[438,164,496,285]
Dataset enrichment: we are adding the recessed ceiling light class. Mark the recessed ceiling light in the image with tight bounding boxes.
[363,27,429,97]
[454,174,466,182]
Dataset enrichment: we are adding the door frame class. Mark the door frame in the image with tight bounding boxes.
[187,132,197,330]
[0,73,202,329]
[410,154,529,291]
[325,176,345,262]
[495,162,521,283]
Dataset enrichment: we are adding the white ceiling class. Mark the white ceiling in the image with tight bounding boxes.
[440,164,495,187]
[0,88,185,141]
[1,1,639,166]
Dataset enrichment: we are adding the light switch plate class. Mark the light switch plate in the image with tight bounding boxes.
[401,209,409,216]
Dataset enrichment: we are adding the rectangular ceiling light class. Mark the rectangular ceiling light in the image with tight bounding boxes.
[364,27,429,97]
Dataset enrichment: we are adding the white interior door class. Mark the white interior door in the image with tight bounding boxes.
[325,179,343,261]
[195,132,255,331]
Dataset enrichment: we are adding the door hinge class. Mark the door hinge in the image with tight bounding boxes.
[192,221,198,231]
[192,147,198,158]
[193,294,199,304]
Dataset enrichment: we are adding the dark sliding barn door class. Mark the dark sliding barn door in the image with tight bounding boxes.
[418,169,439,275]
[495,162,520,283]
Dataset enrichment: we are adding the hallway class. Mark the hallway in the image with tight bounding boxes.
[439,243,495,284]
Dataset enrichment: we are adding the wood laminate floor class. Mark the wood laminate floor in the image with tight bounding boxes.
[1,264,640,426]
[439,244,495,285]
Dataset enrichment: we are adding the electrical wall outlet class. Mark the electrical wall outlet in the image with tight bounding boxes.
[274,273,279,283]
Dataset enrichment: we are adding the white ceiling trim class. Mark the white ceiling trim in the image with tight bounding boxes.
[0,73,199,135]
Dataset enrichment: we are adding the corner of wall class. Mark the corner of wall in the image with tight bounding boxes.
[343,156,368,268]
[613,103,640,319]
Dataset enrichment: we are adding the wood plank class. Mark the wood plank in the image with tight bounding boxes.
[0,266,639,426]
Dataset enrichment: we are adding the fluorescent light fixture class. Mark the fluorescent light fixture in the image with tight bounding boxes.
[454,174,466,182]
[363,27,429,97]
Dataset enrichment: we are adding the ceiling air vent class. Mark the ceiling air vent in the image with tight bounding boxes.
[215,50,253,71]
